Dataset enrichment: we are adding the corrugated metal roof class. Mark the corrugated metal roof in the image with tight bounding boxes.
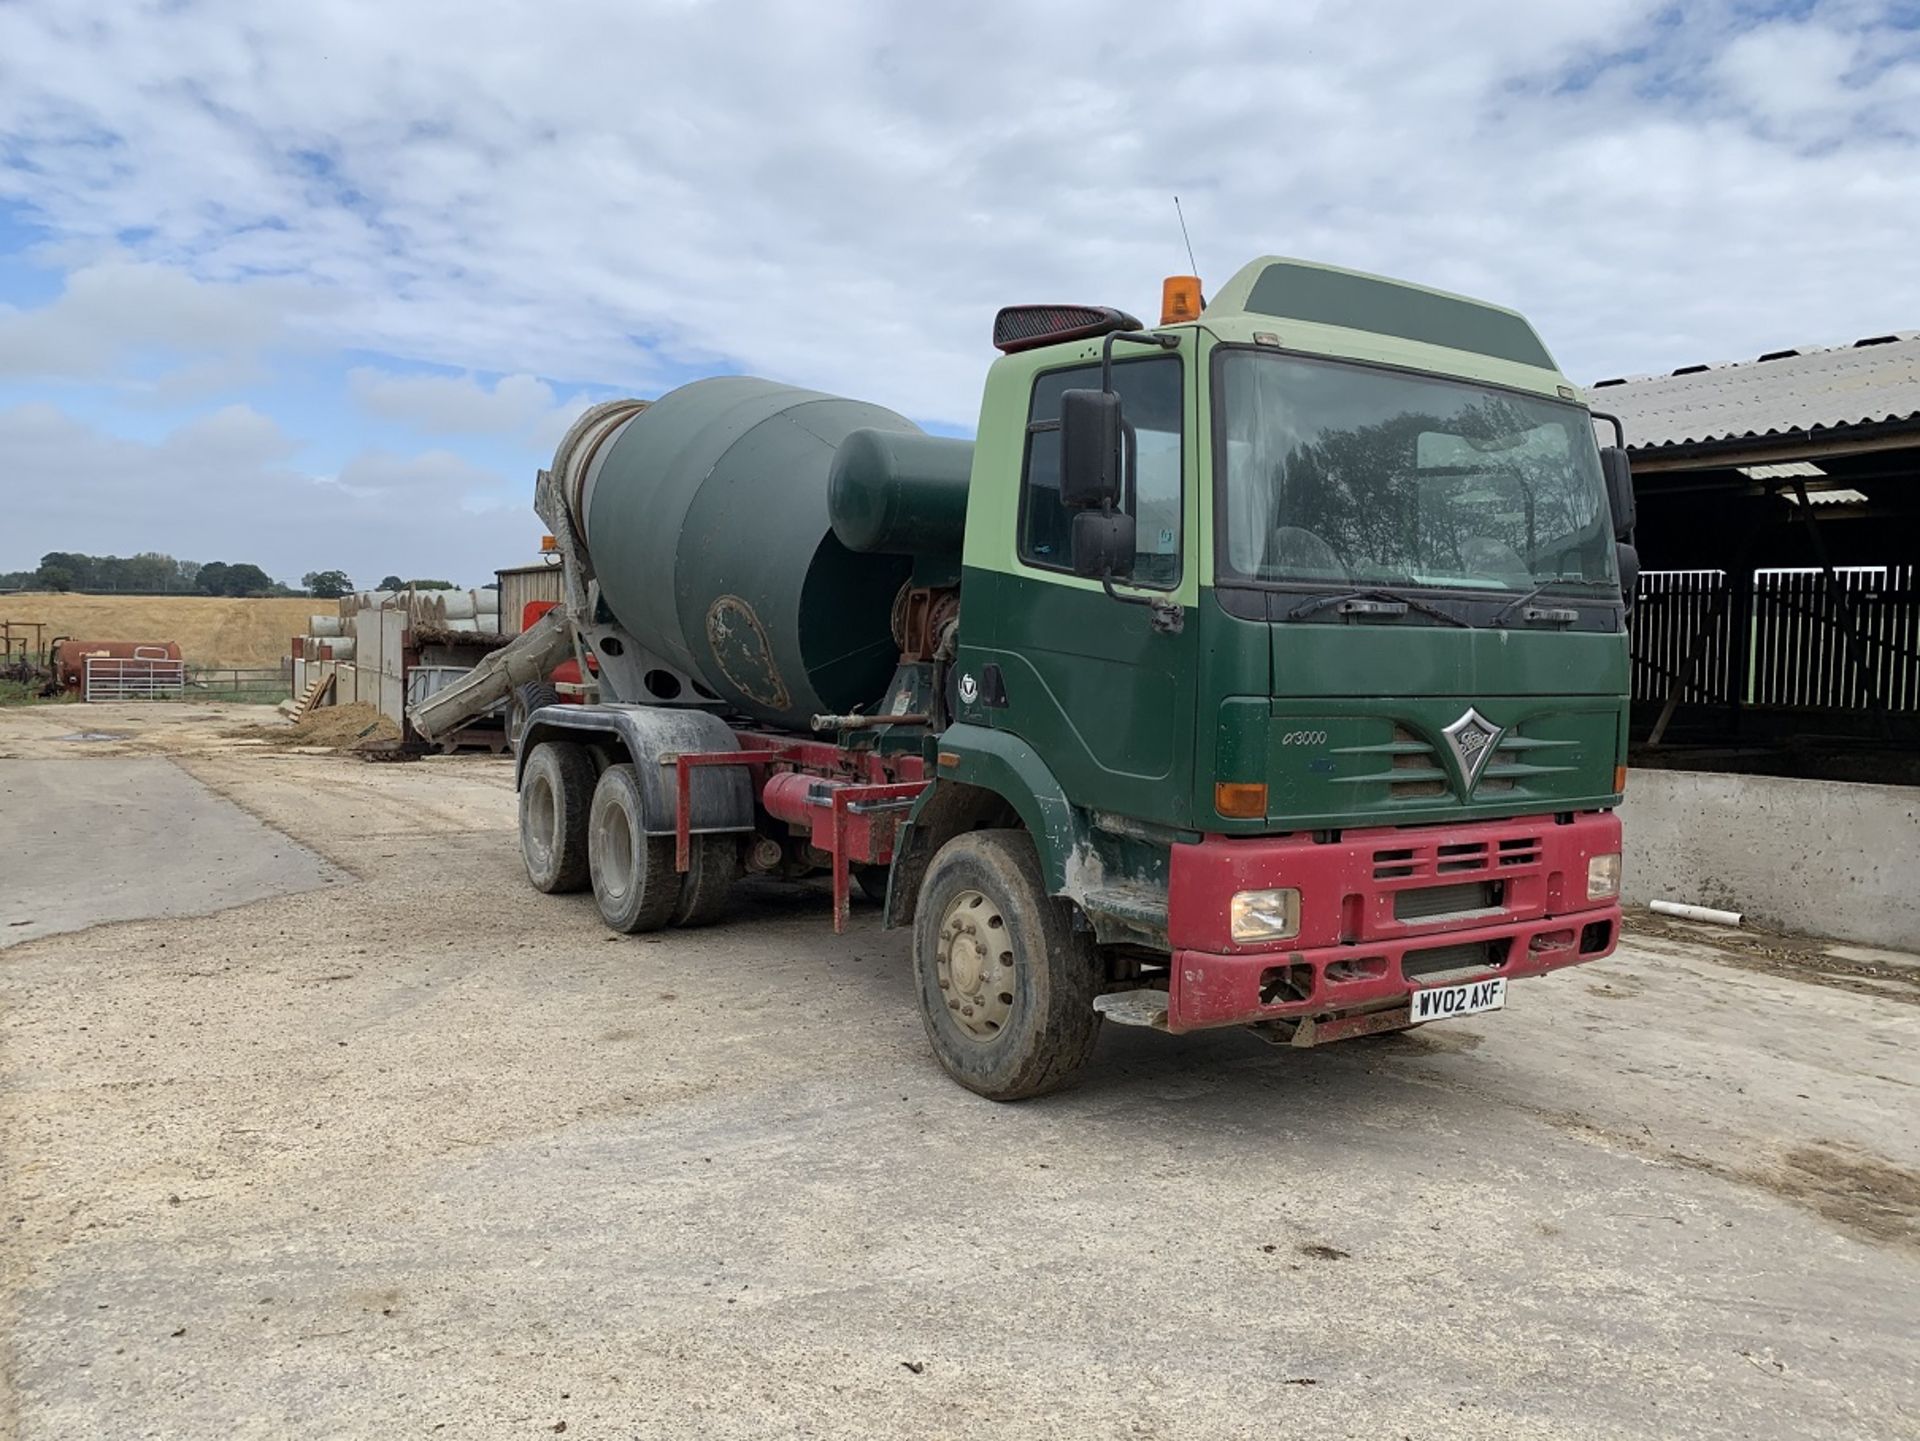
[1585,332,1920,451]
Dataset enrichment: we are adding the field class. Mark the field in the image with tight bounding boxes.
[0,594,316,667]
[1,703,1915,1439]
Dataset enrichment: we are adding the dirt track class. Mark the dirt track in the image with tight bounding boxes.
[2,704,1916,1439]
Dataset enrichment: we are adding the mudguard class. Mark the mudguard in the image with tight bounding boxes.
[516,704,753,837]
[904,723,1090,897]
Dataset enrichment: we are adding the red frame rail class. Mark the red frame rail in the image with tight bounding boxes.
[671,739,929,933]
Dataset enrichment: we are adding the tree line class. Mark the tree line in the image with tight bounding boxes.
[0,554,464,599]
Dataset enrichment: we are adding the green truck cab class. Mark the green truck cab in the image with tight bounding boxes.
[895,257,1631,1094]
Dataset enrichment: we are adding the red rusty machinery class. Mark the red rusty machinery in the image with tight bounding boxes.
[48,639,183,695]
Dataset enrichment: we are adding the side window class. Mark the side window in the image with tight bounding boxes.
[1018,355,1183,588]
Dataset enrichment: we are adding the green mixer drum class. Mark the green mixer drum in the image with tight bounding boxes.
[577,376,920,729]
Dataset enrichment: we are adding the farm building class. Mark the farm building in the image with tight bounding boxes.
[495,559,564,635]
[1591,331,1920,770]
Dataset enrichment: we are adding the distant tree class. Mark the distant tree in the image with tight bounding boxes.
[223,563,274,596]
[37,552,93,590]
[406,578,457,590]
[22,548,277,596]
[125,552,178,592]
[377,574,405,591]
[302,569,353,599]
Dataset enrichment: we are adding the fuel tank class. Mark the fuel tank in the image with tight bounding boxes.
[561,376,971,730]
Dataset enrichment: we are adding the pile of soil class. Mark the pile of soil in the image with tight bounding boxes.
[233,701,401,750]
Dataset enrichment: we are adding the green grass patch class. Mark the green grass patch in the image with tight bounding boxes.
[0,679,74,707]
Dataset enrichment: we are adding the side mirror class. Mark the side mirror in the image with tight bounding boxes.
[1600,445,1636,541]
[1615,541,1640,614]
[1060,388,1123,509]
[1071,510,1136,581]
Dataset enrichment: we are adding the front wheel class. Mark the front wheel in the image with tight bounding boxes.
[912,829,1103,1101]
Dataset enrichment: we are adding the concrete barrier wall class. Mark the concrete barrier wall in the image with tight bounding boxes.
[1620,770,1920,950]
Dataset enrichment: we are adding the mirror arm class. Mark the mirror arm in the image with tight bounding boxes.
[1100,571,1150,608]
[1590,409,1624,448]
[1100,574,1185,634]
[1099,329,1180,392]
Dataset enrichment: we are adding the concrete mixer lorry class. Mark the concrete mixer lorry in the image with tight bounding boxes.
[412,256,1638,1100]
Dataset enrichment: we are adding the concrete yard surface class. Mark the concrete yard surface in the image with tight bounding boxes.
[0,752,347,948]
[1,703,1916,1439]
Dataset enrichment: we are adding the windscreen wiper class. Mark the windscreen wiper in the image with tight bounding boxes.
[1286,587,1470,628]
[1491,584,1581,627]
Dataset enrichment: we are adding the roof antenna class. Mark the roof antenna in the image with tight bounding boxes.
[1173,194,1200,278]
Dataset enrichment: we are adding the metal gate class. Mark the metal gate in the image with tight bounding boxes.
[83,652,187,701]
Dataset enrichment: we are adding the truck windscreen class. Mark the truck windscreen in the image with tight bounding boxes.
[1216,349,1617,595]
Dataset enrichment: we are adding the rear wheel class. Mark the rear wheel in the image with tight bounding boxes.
[519,741,593,893]
[912,829,1102,1101]
[851,863,889,905]
[588,763,681,933]
[671,834,741,928]
[507,680,561,753]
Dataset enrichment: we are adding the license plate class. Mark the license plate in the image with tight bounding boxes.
[1409,976,1507,1024]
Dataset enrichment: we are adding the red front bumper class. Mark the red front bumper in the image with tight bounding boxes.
[1164,812,1621,1034]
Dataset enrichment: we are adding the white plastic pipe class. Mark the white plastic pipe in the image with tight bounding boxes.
[1651,899,1743,927]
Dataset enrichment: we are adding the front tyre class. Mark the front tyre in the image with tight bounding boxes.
[588,763,682,933]
[912,829,1102,1101]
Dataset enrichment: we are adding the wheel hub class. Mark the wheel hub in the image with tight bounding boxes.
[526,776,556,862]
[935,888,1015,1041]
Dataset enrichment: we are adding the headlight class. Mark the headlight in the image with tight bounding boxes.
[1587,853,1622,901]
[1230,888,1301,943]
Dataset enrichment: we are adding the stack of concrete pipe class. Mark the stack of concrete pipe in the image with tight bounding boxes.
[338,588,502,633]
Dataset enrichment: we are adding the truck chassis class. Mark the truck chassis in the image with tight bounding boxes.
[517,702,1622,1099]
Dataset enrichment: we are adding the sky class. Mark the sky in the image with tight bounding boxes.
[1,0,1916,588]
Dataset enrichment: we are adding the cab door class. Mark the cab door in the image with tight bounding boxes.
[973,347,1199,829]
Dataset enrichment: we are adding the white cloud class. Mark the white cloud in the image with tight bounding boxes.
[0,258,310,387]
[347,368,590,448]
[0,402,539,584]
[13,0,1916,420]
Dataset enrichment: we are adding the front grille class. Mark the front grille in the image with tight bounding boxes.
[1372,831,1543,882]
[1387,725,1448,799]
[1373,847,1416,880]
[1394,880,1503,924]
[1403,939,1511,984]
[1333,714,1596,811]
[1478,722,1581,792]
[1498,835,1542,866]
